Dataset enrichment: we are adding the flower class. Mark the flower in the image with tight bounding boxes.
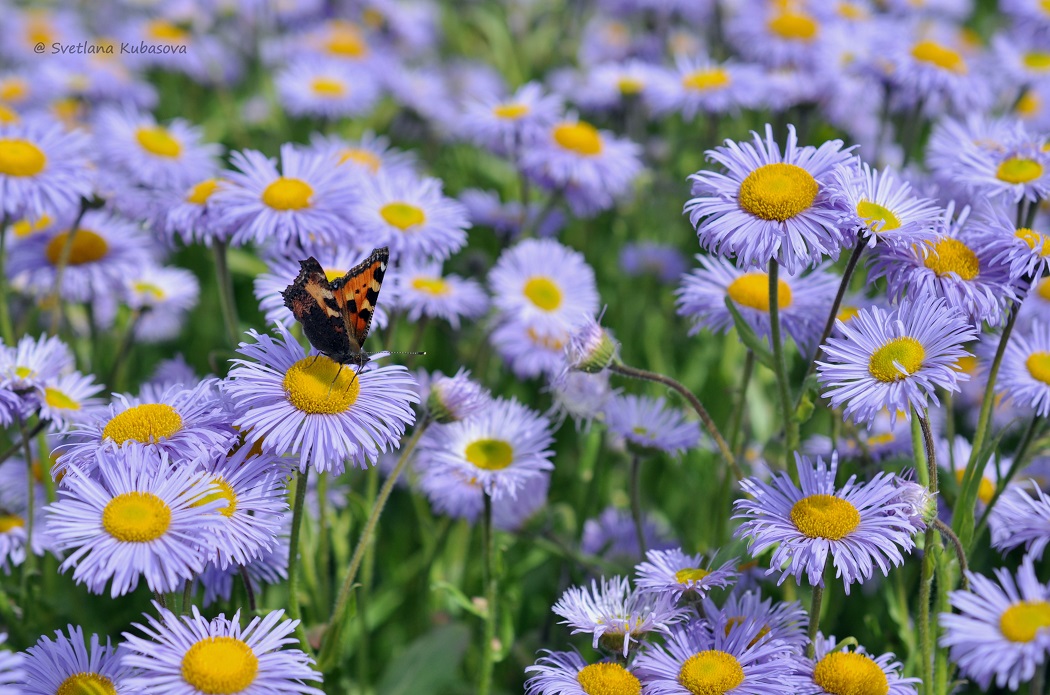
[0,332,73,391]
[648,56,762,120]
[940,554,1050,690]
[275,57,381,119]
[817,294,976,427]
[459,81,562,156]
[46,445,225,597]
[725,0,835,70]
[160,175,228,244]
[565,314,619,373]
[620,241,688,283]
[734,453,919,593]
[389,256,488,329]
[705,590,809,655]
[989,482,1050,560]
[953,127,1050,205]
[605,394,701,456]
[0,117,93,220]
[797,634,920,695]
[996,320,1050,416]
[0,634,22,695]
[548,370,615,430]
[21,624,133,695]
[635,548,739,602]
[121,605,322,694]
[425,368,490,424]
[35,370,104,432]
[307,131,417,179]
[552,575,689,657]
[490,318,571,379]
[525,650,643,695]
[224,325,418,474]
[581,506,677,565]
[971,202,1050,282]
[125,264,201,343]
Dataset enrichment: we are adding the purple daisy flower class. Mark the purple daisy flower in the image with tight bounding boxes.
[971,201,1050,282]
[734,453,918,593]
[21,624,133,695]
[0,116,93,220]
[160,175,228,245]
[525,650,642,695]
[307,131,417,179]
[389,256,489,329]
[989,482,1050,560]
[582,506,677,565]
[490,318,570,380]
[0,634,22,695]
[35,370,105,433]
[648,56,763,120]
[0,332,73,392]
[459,81,562,157]
[424,368,491,424]
[995,319,1050,416]
[797,633,920,695]
[620,241,688,284]
[635,548,739,602]
[605,394,701,456]
[275,56,381,120]
[706,590,809,655]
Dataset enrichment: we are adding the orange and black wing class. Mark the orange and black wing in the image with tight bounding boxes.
[281,256,353,359]
[330,247,389,353]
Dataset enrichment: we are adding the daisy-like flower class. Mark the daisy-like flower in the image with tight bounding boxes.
[35,370,104,433]
[828,160,942,249]
[633,615,806,695]
[211,144,357,250]
[725,0,836,70]
[0,332,73,391]
[198,526,289,607]
[125,264,201,342]
[490,238,599,338]
[883,22,991,116]
[416,396,553,498]
[817,294,976,427]
[459,81,562,156]
[648,56,762,120]
[941,554,1050,690]
[307,132,417,179]
[605,394,701,456]
[21,624,133,695]
[390,256,488,329]
[955,131,1050,205]
[348,170,469,261]
[0,117,93,220]
[490,318,570,379]
[620,241,688,284]
[705,591,809,655]
[46,446,225,597]
[549,370,615,430]
[996,320,1050,416]
[685,124,854,274]
[425,368,490,424]
[636,548,738,602]
[525,650,642,695]
[161,175,227,245]
[122,605,322,694]
[989,482,1050,560]
[677,255,837,357]
[276,57,381,120]
[582,506,677,565]
[734,453,919,593]
[552,575,689,657]
[797,634,920,695]
[571,60,660,113]
[0,634,22,695]
[971,202,1050,282]
[224,325,418,474]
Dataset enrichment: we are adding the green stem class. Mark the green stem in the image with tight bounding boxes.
[107,309,142,390]
[183,578,194,615]
[478,493,499,695]
[316,472,330,611]
[356,464,380,687]
[18,418,36,597]
[212,239,241,348]
[239,565,256,612]
[629,453,647,559]
[917,411,939,695]
[932,519,968,590]
[975,415,1042,539]
[1032,661,1046,695]
[806,558,827,659]
[48,200,89,335]
[287,468,312,655]
[0,217,14,345]
[800,240,865,386]
[727,350,754,463]
[769,261,799,468]
[0,419,47,470]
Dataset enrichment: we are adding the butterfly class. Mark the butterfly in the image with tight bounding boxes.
[281,247,389,370]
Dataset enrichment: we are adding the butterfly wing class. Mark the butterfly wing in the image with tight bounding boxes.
[281,257,354,359]
[330,247,390,356]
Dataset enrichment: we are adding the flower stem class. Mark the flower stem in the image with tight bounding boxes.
[727,350,754,462]
[1032,661,1046,695]
[287,467,312,655]
[768,261,799,468]
[608,361,740,479]
[18,418,36,596]
[478,493,499,695]
[629,453,647,559]
[917,411,940,695]
[800,240,865,386]
[48,199,89,335]
[975,415,1042,539]
[806,558,827,659]
[212,239,241,349]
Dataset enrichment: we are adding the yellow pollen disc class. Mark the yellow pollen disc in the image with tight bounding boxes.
[45,230,109,266]
[1026,351,1050,386]
[527,327,566,350]
[282,355,360,414]
[362,7,385,29]
[261,177,314,211]
[1000,601,1050,642]
[186,178,219,205]
[0,78,27,103]
[576,662,642,695]
[767,11,818,41]
[923,238,979,280]
[997,157,1044,184]
[133,282,166,300]
[1017,90,1040,117]
[722,617,771,645]
[675,567,710,583]
[0,515,24,533]
[102,492,171,542]
[1023,52,1050,71]
[1039,278,1050,301]
[790,494,861,540]
[146,19,188,43]
[15,366,32,379]
[135,126,181,158]
[953,468,995,505]
[102,403,184,445]
[55,672,117,695]
[0,138,47,177]
[380,202,426,230]
[412,276,450,296]
[956,355,977,374]
[464,438,514,470]
[181,636,259,694]
[837,2,867,19]
[1016,227,1050,256]
[682,68,730,91]
[868,336,925,383]
[812,652,889,695]
[338,148,381,173]
[0,105,19,125]
[553,121,603,156]
[523,276,563,311]
[492,102,530,120]
[321,268,346,283]
[617,77,644,94]
[726,273,792,312]
[325,27,367,57]
[310,76,347,97]
[677,650,745,695]
[867,432,895,447]
[45,387,79,411]
[911,40,967,74]
[12,214,50,237]
[856,200,901,232]
[738,162,818,222]
[193,477,237,518]
[837,306,859,323]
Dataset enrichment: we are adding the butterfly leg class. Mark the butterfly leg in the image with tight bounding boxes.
[344,367,360,394]
[309,353,321,367]
[327,363,344,397]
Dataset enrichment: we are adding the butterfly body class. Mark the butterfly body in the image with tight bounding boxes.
[281,247,389,369]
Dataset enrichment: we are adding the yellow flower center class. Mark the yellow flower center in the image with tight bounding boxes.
[45,387,79,411]
[135,126,181,158]
[997,157,1044,184]
[0,138,47,177]
[464,438,514,470]
[726,273,792,312]
[193,476,237,518]
[790,494,861,540]
[1000,601,1050,642]
[682,69,730,91]
[0,78,27,103]
[576,662,642,695]
[1026,351,1050,385]
[338,148,381,173]
[45,230,109,266]
[523,276,563,311]
[380,202,426,230]
[553,122,603,156]
[867,432,896,447]
[0,514,24,533]
[1023,52,1050,71]
[133,282,166,300]
[0,104,19,125]
[55,672,117,695]
[492,102,530,120]
[677,650,745,695]
[1017,90,1040,117]
[674,567,710,583]
[617,77,644,94]
[310,77,347,97]
[767,11,818,41]
[812,652,889,695]
[146,19,188,43]
[837,306,859,323]
[955,355,977,374]
[911,40,966,74]
[923,238,980,280]
[411,276,450,296]
[181,636,259,694]
[527,327,567,351]
[186,178,220,205]
[102,403,183,445]
[324,22,367,57]
[856,200,901,232]
[1016,227,1050,256]
[723,617,771,645]
[953,469,996,505]
[261,177,314,211]
[738,163,819,222]
[282,356,360,414]
[102,492,172,542]
[323,268,346,283]
[868,337,926,383]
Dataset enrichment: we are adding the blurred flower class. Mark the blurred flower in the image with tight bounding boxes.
[620,241,687,284]
[308,131,416,179]
[996,320,1050,416]
[276,57,381,119]
[705,590,809,655]
[425,368,490,424]
[35,370,104,433]
[971,202,1050,282]
[989,482,1050,560]
[459,188,565,239]
[161,175,227,245]
[635,548,738,602]
[526,650,642,695]
[390,256,488,329]
[954,130,1050,205]
[565,314,618,373]
[0,117,92,220]
[548,370,615,430]
[648,56,762,120]
[21,625,132,695]
[797,634,920,695]
[490,318,569,379]
[125,264,201,343]
[459,81,561,156]
[605,394,701,456]
[0,333,73,392]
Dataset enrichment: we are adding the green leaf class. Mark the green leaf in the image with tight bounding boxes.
[375,623,470,695]
[793,373,820,425]
[724,298,775,369]
[952,428,1005,551]
[433,580,486,618]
